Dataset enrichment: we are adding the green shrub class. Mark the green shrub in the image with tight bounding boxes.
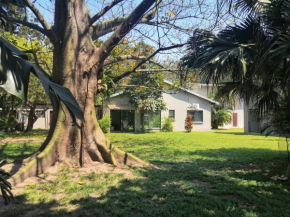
[162,116,174,132]
[211,106,232,129]
[99,115,111,133]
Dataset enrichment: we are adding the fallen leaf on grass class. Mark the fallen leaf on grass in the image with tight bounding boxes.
[26,183,36,187]
[77,181,84,185]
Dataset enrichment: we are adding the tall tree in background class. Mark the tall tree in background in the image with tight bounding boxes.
[182,0,290,119]
[124,70,166,131]
[0,0,224,185]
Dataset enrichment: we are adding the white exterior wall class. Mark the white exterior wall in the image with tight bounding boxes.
[234,109,244,128]
[103,91,213,132]
[33,106,53,129]
[190,84,216,97]
[193,84,245,129]
[33,108,53,129]
[161,91,212,131]
[244,100,263,133]
[102,95,139,132]
[18,105,53,129]
[223,99,244,129]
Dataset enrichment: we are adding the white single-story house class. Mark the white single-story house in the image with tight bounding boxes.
[18,81,230,132]
[97,80,219,132]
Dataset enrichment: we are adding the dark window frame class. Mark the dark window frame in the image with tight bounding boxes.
[169,110,175,120]
[143,110,161,129]
[187,110,203,123]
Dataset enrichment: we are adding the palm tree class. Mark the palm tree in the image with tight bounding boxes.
[182,0,290,117]
[211,105,232,129]
[182,0,290,179]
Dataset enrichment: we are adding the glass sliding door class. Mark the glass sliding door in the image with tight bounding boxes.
[121,110,135,132]
[110,110,135,132]
[144,111,161,129]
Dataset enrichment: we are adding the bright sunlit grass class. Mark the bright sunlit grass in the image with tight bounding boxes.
[1,129,290,217]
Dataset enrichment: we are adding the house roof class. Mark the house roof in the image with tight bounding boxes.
[110,80,219,105]
[163,80,219,105]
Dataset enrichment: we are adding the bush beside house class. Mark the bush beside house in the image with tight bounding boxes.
[162,116,174,132]
[99,116,110,133]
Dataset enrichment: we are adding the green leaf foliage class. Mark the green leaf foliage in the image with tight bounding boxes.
[211,106,232,129]
[0,37,84,122]
[98,115,111,134]
[161,116,175,132]
[261,96,290,136]
[182,0,290,123]
[124,71,167,112]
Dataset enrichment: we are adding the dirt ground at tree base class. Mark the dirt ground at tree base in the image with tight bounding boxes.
[0,161,135,210]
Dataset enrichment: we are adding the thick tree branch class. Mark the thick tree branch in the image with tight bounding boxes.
[104,55,163,67]
[113,43,186,82]
[99,0,158,63]
[91,0,161,40]
[23,0,56,42]
[90,0,124,25]
[24,0,52,32]
[24,49,40,66]
[3,15,50,38]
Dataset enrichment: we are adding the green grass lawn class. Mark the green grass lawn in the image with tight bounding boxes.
[1,129,290,217]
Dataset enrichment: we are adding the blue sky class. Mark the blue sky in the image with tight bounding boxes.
[28,0,232,62]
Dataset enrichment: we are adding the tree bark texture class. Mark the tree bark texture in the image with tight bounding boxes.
[10,0,149,186]
[25,103,36,132]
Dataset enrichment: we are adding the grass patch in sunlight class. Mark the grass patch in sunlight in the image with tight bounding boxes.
[1,129,290,217]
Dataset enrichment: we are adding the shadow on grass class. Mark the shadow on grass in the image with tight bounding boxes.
[0,142,39,162]
[1,148,290,217]
[2,129,48,139]
[214,131,262,136]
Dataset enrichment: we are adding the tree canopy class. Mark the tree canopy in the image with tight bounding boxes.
[182,0,290,118]
[0,0,234,188]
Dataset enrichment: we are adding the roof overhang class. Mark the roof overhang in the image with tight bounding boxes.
[107,105,135,110]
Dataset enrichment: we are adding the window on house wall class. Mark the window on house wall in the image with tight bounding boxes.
[35,110,45,118]
[97,109,103,120]
[144,111,161,129]
[187,110,203,123]
[169,110,175,120]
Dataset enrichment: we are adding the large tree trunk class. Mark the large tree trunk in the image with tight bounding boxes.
[25,103,36,133]
[9,0,148,186]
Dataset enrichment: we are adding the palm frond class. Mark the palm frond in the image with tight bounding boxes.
[0,159,13,205]
[0,37,84,122]
[281,0,290,18]
[228,0,261,15]
[219,16,261,43]
[261,95,290,135]
[184,17,259,85]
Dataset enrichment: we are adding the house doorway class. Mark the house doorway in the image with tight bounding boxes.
[110,110,135,132]
[233,113,238,127]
